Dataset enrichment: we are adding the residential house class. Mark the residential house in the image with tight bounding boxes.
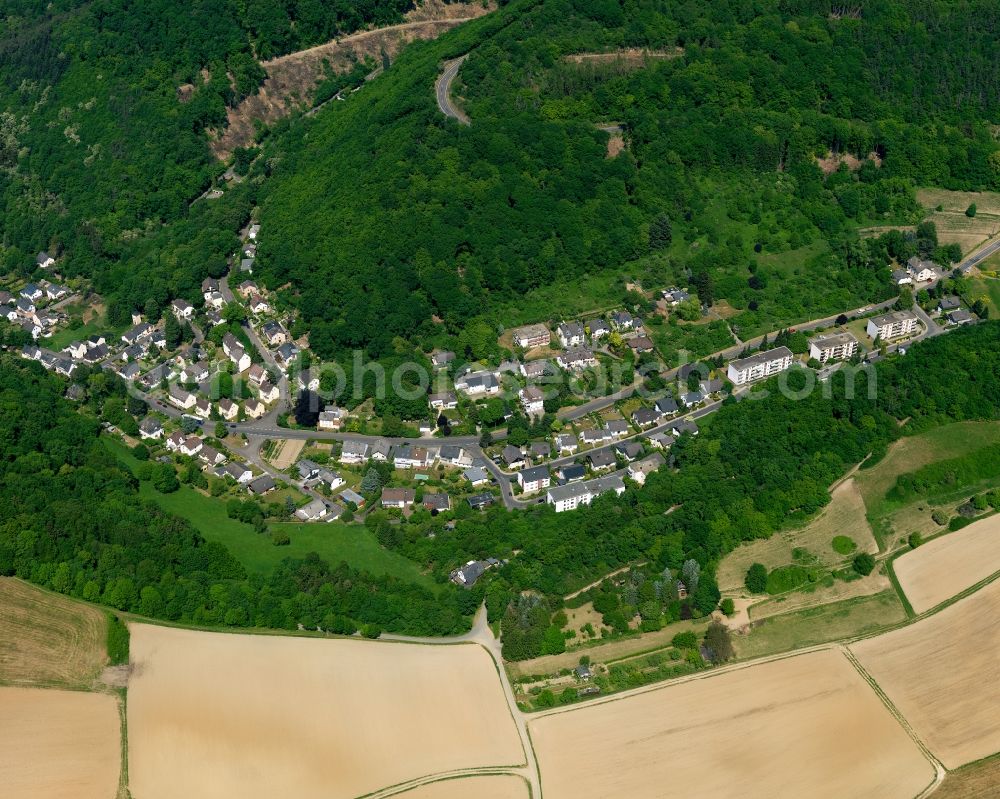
[370,439,392,462]
[662,288,691,306]
[556,434,578,454]
[680,390,704,408]
[699,378,724,395]
[588,473,627,499]
[0,304,16,322]
[588,449,616,471]
[615,441,644,461]
[604,420,629,439]
[949,309,974,325]
[891,269,913,286]
[418,419,434,436]
[257,381,280,404]
[655,396,679,416]
[248,474,277,495]
[261,320,287,345]
[340,440,370,464]
[240,258,255,274]
[205,291,226,310]
[80,344,109,365]
[248,294,270,315]
[727,346,794,386]
[423,493,451,513]
[225,462,255,484]
[247,363,268,386]
[237,280,258,298]
[449,559,500,587]
[121,322,154,345]
[519,385,545,415]
[165,431,186,451]
[547,482,592,513]
[627,453,666,485]
[808,332,859,363]
[139,416,163,440]
[671,419,699,436]
[229,344,252,373]
[431,350,455,369]
[518,465,551,494]
[244,399,266,419]
[866,310,920,341]
[632,407,660,428]
[557,348,597,371]
[201,277,220,294]
[520,359,550,379]
[454,369,500,397]
[937,296,961,313]
[394,445,432,470]
[180,361,209,384]
[206,310,225,327]
[63,341,88,360]
[274,342,300,368]
[198,445,226,466]
[247,223,260,240]
[557,322,585,348]
[586,318,610,340]
[171,299,194,320]
[440,445,473,468]
[36,251,55,269]
[16,297,35,315]
[610,311,636,331]
[318,406,347,430]
[168,385,197,410]
[315,469,345,490]
[45,283,68,300]
[579,429,608,447]
[218,398,239,421]
[295,499,329,521]
[139,364,170,390]
[382,488,416,509]
[557,464,586,483]
[193,397,211,419]
[20,283,43,302]
[467,493,495,510]
[297,369,321,392]
[627,336,654,354]
[296,460,321,481]
[429,391,458,410]
[180,436,203,457]
[464,466,490,486]
[502,445,526,470]
[529,441,551,461]
[511,323,551,349]
[118,362,141,381]
[907,256,937,282]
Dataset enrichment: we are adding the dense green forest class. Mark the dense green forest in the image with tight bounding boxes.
[0,0,442,322]
[255,0,1000,358]
[4,323,1000,653]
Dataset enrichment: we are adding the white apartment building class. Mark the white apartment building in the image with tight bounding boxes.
[547,482,592,513]
[808,332,858,363]
[727,346,794,386]
[866,310,919,341]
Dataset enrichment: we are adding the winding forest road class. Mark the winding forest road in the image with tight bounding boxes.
[436,55,470,124]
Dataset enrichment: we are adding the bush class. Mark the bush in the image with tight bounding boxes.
[931,509,948,526]
[852,553,876,576]
[831,535,857,555]
[908,532,923,549]
[744,562,768,593]
[106,613,130,665]
[949,515,972,532]
[966,203,977,218]
[671,631,698,650]
[765,565,812,594]
[720,597,735,616]
[271,530,291,546]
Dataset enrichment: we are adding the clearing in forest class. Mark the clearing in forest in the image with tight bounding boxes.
[717,477,876,594]
[893,514,1000,614]
[127,624,523,799]
[916,188,1000,255]
[0,686,121,799]
[529,648,934,799]
[851,578,1000,769]
[0,578,107,688]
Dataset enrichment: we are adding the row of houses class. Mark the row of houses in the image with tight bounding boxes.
[339,439,475,471]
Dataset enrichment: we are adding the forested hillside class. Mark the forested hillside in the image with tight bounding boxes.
[0,0,449,320]
[256,0,1000,358]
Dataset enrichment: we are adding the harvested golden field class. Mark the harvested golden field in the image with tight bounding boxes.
[396,775,529,799]
[852,579,1000,769]
[0,578,107,688]
[717,477,876,593]
[0,686,121,799]
[127,624,523,799]
[894,515,1000,613]
[932,754,1000,799]
[530,649,934,799]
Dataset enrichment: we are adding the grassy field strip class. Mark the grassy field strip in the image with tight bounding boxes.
[932,752,1000,798]
[362,770,531,799]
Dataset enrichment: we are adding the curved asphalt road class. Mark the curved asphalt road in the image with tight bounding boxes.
[436,55,470,125]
